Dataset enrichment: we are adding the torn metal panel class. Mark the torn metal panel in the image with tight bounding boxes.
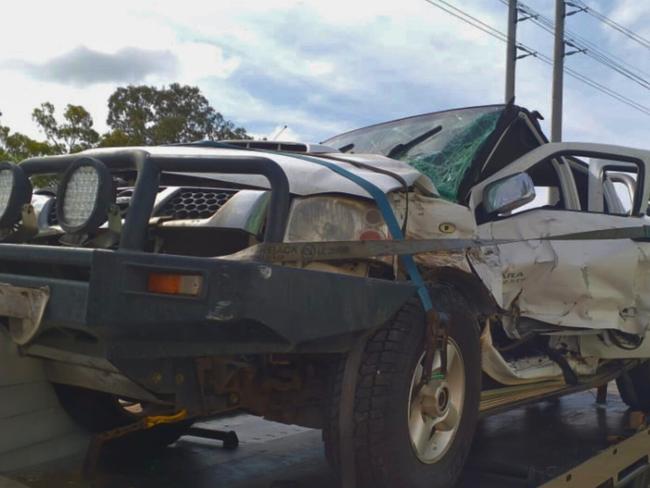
[467,245,503,307]
[391,191,476,270]
[471,209,650,334]
[390,192,477,240]
[481,323,598,386]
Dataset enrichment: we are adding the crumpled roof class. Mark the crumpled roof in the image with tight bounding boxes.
[82,145,436,198]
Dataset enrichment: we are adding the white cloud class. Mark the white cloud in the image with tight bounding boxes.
[0,0,647,150]
[609,0,650,34]
[173,43,241,83]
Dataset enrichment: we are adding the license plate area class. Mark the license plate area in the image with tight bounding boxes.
[0,283,50,345]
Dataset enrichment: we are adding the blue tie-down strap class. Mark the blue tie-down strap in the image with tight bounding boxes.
[186,141,433,311]
[282,153,433,311]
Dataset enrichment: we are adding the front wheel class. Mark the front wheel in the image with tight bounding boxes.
[324,286,481,488]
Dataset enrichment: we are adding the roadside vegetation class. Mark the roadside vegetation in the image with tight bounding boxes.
[0,83,249,164]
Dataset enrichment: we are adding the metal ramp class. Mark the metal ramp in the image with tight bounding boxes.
[0,329,89,474]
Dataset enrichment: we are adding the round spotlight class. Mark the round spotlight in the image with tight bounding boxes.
[56,157,114,234]
[0,162,33,228]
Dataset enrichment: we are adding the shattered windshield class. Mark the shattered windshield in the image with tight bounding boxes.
[323,105,504,201]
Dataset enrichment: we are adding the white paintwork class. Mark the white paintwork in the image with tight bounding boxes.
[81,146,432,198]
[86,141,650,359]
[472,211,650,335]
[467,142,650,360]
[390,192,476,240]
[469,142,650,212]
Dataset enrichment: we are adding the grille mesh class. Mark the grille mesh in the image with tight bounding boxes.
[46,187,234,226]
[158,189,235,219]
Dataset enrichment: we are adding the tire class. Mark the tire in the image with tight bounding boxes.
[616,361,650,410]
[54,384,191,450]
[323,285,481,488]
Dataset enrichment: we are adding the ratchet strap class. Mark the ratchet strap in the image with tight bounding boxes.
[182,141,432,309]
[187,141,650,311]
[227,224,650,264]
[273,152,434,311]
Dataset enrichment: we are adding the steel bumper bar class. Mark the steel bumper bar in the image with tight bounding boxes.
[0,244,417,357]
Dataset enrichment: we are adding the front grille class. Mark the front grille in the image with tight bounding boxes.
[157,188,236,220]
[45,187,233,226]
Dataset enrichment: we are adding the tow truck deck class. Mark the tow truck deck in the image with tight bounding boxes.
[2,386,649,488]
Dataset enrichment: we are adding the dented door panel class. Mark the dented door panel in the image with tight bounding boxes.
[470,210,650,334]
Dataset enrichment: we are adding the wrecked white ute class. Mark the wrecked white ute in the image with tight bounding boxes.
[324,105,650,376]
[4,103,650,488]
[318,104,650,485]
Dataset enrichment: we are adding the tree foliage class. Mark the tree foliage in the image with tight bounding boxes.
[32,102,99,153]
[103,83,249,146]
[0,112,54,163]
[0,83,249,178]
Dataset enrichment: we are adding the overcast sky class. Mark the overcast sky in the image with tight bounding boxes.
[0,0,648,147]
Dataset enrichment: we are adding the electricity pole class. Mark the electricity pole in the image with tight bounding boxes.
[505,0,518,102]
[551,0,566,142]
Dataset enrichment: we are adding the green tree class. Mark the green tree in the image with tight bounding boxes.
[101,83,249,146]
[0,111,54,163]
[1,111,56,188]
[32,102,99,153]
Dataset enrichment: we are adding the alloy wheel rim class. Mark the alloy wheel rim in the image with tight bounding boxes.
[407,339,465,464]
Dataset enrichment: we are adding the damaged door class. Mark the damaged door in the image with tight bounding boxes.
[468,143,650,336]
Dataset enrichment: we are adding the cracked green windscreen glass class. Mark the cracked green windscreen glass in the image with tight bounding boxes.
[323,106,504,201]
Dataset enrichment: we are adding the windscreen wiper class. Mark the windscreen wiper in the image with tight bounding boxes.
[386,125,442,160]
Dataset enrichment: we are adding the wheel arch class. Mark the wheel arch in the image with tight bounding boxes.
[425,266,498,317]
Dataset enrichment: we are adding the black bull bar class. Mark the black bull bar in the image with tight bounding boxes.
[7,149,642,356]
[0,150,418,357]
[20,149,291,246]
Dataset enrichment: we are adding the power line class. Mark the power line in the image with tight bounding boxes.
[571,0,650,50]
[421,0,650,116]
[422,0,507,42]
[498,0,650,90]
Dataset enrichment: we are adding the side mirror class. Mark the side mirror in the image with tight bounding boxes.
[484,172,535,215]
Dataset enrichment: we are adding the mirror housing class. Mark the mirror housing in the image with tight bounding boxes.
[484,172,535,215]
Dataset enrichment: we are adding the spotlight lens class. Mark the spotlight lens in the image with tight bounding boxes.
[62,166,99,227]
[0,169,15,216]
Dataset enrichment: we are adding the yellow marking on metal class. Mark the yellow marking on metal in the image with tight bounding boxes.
[144,409,188,429]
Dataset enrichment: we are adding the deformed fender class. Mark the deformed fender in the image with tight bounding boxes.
[425,265,499,316]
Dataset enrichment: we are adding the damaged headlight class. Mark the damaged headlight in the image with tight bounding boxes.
[284,196,388,242]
